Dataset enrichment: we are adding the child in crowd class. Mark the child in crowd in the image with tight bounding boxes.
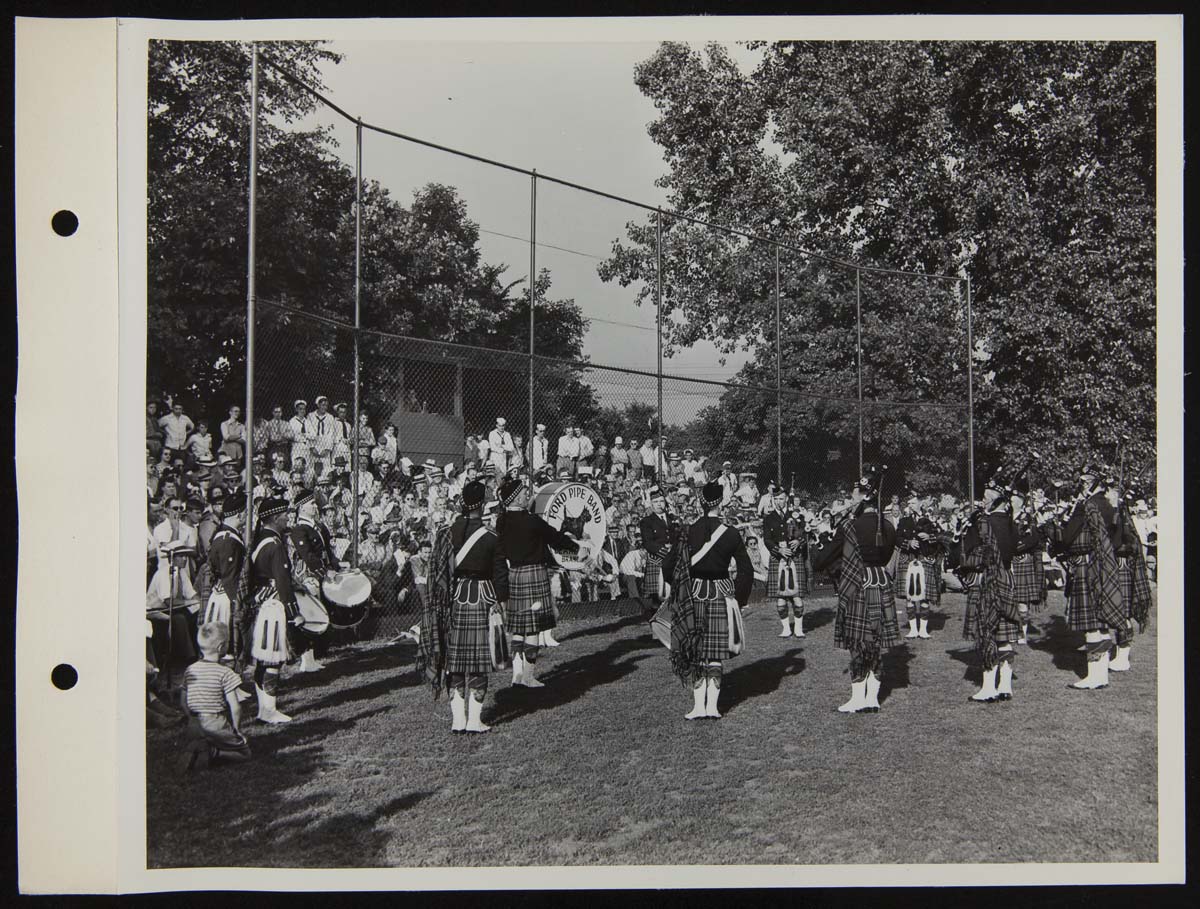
[179,622,251,772]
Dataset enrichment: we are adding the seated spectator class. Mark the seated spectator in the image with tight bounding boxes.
[186,420,215,468]
[179,622,251,772]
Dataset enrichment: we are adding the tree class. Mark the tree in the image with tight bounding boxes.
[148,40,591,439]
[599,41,1156,493]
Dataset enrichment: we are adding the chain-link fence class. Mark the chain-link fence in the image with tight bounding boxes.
[233,46,978,641]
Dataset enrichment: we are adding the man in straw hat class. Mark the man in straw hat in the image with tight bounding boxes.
[495,476,591,686]
[811,472,900,714]
[248,496,304,724]
[661,480,753,720]
[416,480,508,733]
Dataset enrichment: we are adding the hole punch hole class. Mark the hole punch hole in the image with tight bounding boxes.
[51,210,79,237]
[51,663,78,691]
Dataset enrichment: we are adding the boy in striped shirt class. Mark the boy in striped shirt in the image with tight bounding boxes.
[179,622,251,771]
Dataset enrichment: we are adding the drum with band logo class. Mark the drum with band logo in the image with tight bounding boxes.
[322,568,373,629]
[531,481,608,571]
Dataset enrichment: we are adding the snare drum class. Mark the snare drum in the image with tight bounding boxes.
[295,590,330,637]
[322,568,372,629]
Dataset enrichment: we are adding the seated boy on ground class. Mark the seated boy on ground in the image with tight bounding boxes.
[179,622,252,771]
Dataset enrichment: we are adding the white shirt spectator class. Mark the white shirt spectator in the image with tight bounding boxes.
[306,410,337,458]
[529,434,550,471]
[578,434,594,460]
[717,471,737,504]
[331,416,354,464]
[288,413,312,464]
[158,412,194,450]
[557,433,580,459]
[186,431,214,462]
[619,548,646,578]
[682,457,700,482]
[488,426,516,474]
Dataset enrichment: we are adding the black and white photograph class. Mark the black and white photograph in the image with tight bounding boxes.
[12,14,1186,892]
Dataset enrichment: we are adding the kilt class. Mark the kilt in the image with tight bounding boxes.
[767,554,811,598]
[203,584,232,628]
[642,556,665,600]
[691,578,737,662]
[1064,556,1100,631]
[834,566,901,653]
[921,558,942,607]
[1011,553,1045,605]
[1116,558,1137,620]
[250,594,292,666]
[446,577,495,675]
[893,554,913,598]
[506,564,556,635]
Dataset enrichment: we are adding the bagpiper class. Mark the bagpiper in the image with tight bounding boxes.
[957,480,1021,703]
[416,480,508,733]
[495,477,590,687]
[639,486,675,607]
[661,481,753,720]
[1109,480,1154,672]
[763,490,811,638]
[811,474,900,714]
[1010,492,1048,644]
[248,496,303,724]
[1055,466,1124,690]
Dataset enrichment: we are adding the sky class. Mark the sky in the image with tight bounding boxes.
[295,40,762,419]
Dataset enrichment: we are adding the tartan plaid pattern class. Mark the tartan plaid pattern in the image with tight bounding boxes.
[642,556,664,600]
[445,578,496,675]
[834,564,901,652]
[766,554,811,598]
[1117,555,1154,634]
[417,526,456,697]
[921,557,942,607]
[667,534,705,685]
[1011,552,1045,605]
[691,578,736,662]
[960,517,1017,667]
[893,553,912,597]
[506,564,556,635]
[1065,502,1125,632]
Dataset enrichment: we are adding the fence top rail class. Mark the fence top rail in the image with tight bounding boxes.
[259,299,967,413]
[256,49,964,285]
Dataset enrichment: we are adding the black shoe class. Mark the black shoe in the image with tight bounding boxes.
[996,693,1013,701]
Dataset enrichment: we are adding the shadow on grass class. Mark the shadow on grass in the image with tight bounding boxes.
[299,669,424,714]
[803,606,835,633]
[485,635,660,726]
[285,642,417,690]
[925,609,951,633]
[560,613,650,642]
[879,644,917,703]
[1028,613,1083,674]
[720,647,806,715]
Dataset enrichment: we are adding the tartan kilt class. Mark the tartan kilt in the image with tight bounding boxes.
[691,578,737,662]
[921,558,942,607]
[641,557,664,600]
[1064,556,1100,631]
[446,578,495,675]
[506,564,556,635]
[834,566,901,652]
[767,554,811,598]
[960,574,983,640]
[1116,558,1136,620]
[1011,553,1045,605]
[893,554,912,597]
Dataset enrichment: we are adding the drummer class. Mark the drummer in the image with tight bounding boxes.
[202,496,247,661]
[249,497,305,724]
[495,477,592,688]
[289,490,332,673]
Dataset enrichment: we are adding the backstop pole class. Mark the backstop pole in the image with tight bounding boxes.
[966,274,976,502]
[775,244,782,488]
[351,118,362,566]
[529,171,537,461]
[855,267,864,477]
[243,43,259,551]
[656,210,663,481]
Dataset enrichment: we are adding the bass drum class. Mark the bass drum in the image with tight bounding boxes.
[322,568,372,629]
[530,481,607,571]
[294,589,330,638]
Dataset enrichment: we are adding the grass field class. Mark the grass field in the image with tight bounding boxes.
[146,587,1158,868]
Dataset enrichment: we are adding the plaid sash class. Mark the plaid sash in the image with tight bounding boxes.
[667,531,705,686]
[416,526,456,698]
[1085,500,1125,629]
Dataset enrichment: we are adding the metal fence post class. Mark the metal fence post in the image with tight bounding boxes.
[855,267,864,477]
[243,43,259,550]
[529,171,537,457]
[966,274,975,502]
[655,210,663,478]
[351,118,362,566]
[775,244,782,488]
